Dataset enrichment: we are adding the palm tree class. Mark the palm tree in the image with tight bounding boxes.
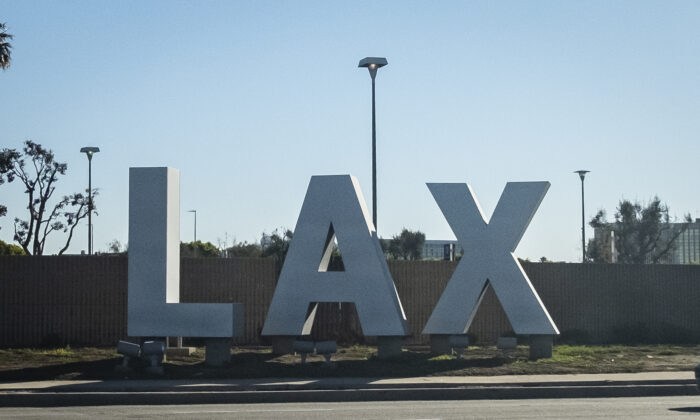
[0,23,13,70]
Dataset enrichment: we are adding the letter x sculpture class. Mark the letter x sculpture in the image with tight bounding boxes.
[422,182,559,336]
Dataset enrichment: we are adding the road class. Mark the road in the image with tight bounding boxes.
[2,397,700,419]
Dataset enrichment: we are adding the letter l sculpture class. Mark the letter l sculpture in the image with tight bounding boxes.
[128,168,243,339]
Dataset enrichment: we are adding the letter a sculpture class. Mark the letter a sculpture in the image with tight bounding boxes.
[262,175,409,357]
[423,182,559,359]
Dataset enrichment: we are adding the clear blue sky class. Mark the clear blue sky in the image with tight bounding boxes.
[1,1,699,261]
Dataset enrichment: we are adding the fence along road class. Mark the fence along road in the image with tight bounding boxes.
[1,256,699,347]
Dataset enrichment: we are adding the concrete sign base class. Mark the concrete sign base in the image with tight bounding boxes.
[429,335,452,355]
[529,335,554,360]
[270,336,296,355]
[377,336,403,359]
[205,338,232,366]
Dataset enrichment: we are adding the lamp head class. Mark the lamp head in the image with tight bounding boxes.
[574,170,590,181]
[358,57,388,80]
[80,147,100,159]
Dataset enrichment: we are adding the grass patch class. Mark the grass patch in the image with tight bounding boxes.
[428,354,455,361]
[0,344,698,381]
[0,346,117,370]
[36,346,76,358]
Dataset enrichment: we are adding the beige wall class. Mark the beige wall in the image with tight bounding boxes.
[1,256,699,347]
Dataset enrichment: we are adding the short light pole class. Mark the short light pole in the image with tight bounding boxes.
[188,209,197,242]
[180,209,197,349]
[80,147,100,255]
[574,170,590,263]
[358,56,388,231]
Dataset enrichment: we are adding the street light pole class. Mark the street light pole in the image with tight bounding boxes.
[179,208,197,349]
[188,210,197,242]
[574,170,590,263]
[80,147,100,255]
[358,57,388,231]
[371,75,377,230]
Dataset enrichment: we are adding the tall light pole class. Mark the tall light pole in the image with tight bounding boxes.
[574,170,590,263]
[188,209,197,242]
[80,147,100,255]
[358,56,388,231]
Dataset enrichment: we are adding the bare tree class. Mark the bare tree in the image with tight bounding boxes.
[0,141,96,255]
[0,148,16,227]
[0,23,13,70]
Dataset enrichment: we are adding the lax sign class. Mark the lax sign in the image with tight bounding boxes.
[127,168,558,340]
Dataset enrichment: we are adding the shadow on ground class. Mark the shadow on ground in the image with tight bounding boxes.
[0,350,510,381]
[178,351,509,379]
[669,407,700,413]
[0,358,124,381]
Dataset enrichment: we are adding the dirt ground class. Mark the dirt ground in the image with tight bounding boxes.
[0,344,698,381]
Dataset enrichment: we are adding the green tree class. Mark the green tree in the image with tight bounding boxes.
[386,228,426,260]
[226,241,263,258]
[261,228,293,271]
[0,239,25,255]
[587,197,691,264]
[106,239,126,255]
[0,23,12,70]
[0,141,95,255]
[180,240,221,258]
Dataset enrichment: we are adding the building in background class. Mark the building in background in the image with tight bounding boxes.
[592,219,700,264]
[591,228,618,263]
[422,240,462,261]
[672,220,700,264]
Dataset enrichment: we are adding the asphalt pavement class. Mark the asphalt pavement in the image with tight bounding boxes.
[4,397,700,419]
[0,372,697,407]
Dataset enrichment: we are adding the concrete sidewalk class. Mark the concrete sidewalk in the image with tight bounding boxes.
[1,372,697,406]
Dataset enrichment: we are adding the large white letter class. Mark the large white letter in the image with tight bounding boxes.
[128,167,243,338]
[423,182,559,336]
[262,175,408,337]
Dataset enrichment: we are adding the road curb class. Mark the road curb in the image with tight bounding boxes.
[1,378,696,393]
[1,383,697,407]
